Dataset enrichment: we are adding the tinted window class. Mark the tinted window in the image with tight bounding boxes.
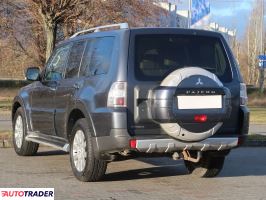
[135,35,232,82]
[65,41,86,79]
[81,37,114,75]
[44,45,70,81]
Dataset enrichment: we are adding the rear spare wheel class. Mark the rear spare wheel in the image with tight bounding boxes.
[149,67,231,142]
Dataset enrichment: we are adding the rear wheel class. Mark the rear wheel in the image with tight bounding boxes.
[13,107,39,156]
[184,153,225,178]
[70,118,107,182]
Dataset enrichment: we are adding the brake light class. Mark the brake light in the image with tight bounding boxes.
[194,114,207,123]
[107,82,127,107]
[240,83,248,106]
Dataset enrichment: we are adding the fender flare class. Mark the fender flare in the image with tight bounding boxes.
[12,96,30,131]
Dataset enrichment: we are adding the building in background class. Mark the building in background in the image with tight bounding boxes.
[208,22,236,47]
[155,0,236,46]
[155,0,210,28]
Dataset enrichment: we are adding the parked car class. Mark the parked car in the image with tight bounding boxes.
[12,23,249,182]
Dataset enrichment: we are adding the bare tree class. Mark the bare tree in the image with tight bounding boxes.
[0,0,167,78]
[258,0,265,93]
[26,0,163,60]
[0,0,14,45]
[63,0,166,37]
[26,0,90,61]
[243,0,264,87]
[0,6,7,31]
[0,0,46,78]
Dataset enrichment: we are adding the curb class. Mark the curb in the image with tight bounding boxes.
[242,141,266,147]
[242,139,266,147]
[242,134,266,147]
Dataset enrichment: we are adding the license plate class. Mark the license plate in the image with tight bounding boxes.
[177,95,222,109]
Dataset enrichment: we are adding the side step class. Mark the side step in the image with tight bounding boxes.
[26,132,70,152]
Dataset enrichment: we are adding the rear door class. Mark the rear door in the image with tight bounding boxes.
[54,37,115,138]
[127,30,238,137]
[54,40,87,138]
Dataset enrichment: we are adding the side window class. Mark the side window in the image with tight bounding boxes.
[65,41,86,79]
[89,37,114,75]
[89,37,115,76]
[44,45,70,81]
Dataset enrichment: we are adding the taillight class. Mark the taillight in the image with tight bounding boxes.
[240,83,248,106]
[107,82,127,107]
[194,114,207,123]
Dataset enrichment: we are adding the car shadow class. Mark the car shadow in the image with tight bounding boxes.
[104,158,188,181]
[137,150,266,178]
[35,150,68,156]
[33,148,266,179]
[104,151,266,181]
[104,165,187,182]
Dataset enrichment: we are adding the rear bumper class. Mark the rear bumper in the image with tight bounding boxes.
[239,106,249,137]
[135,137,238,153]
[92,128,240,156]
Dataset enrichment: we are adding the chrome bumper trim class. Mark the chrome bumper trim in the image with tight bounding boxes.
[136,137,238,153]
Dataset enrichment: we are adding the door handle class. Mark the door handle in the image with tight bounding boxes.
[74,83,81,89]
[50,83,60,91]
[44,80,58,91]
[49,87,57,91]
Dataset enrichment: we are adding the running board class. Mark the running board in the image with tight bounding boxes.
[26,132,70,152]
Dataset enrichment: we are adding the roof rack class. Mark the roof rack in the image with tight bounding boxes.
[70,23,129,38]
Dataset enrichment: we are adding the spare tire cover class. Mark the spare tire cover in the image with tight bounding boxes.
[160,67,223,142]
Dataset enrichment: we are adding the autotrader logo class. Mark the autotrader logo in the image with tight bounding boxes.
[0,188,54,200]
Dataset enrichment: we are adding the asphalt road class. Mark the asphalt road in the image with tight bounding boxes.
[1,147,266,200]
[0,119,11,131]
[0,113,11,131]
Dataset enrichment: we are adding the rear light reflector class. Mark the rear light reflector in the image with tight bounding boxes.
[237,137,245,146]
[107,82,127,107]
[194,114,207,123]
[115,97,125,106]
[129,139,137,149]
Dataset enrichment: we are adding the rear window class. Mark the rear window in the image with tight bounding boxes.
[135,35,232,82]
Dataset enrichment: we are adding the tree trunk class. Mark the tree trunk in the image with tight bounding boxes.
[259,68,265,94]
[44,22,57,61]
[39,7,57,62]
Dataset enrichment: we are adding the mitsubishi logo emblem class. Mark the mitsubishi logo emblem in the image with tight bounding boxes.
[196,78,203,85]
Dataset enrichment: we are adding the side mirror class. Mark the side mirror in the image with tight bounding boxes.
[25,67,41,81]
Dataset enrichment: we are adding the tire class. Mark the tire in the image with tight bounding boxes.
[70,118,107,182]
[184,154,225,178]
[12,107,39,156]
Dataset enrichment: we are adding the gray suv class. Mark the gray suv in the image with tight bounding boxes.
[12,23,249,182]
